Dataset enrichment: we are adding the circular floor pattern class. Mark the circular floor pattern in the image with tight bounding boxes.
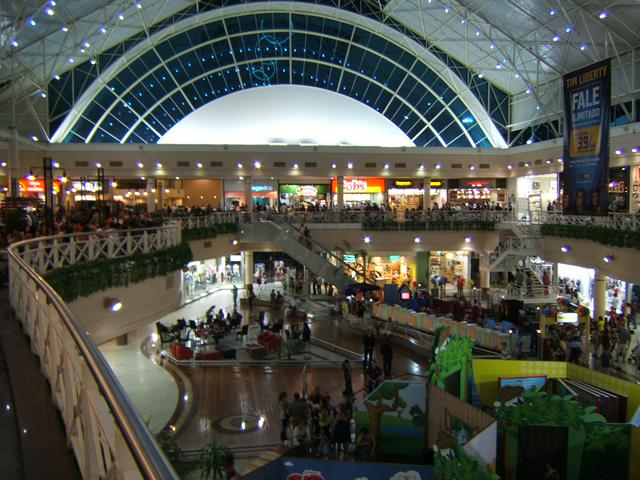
[213,413,267,434]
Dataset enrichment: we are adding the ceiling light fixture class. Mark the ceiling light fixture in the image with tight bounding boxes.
[419,164,425,170]
[631,147,639,153]
[561,245,570,253]
[156,162,162,168]
[580,44,588,51]
[293,163,299,169]
[598,10,608,19]
[104,298,123,312]
[254,160,261,169]
[331,163,336,168]
[552,34,560,42]
[347,162,353,169]
[137,162,144,168]
[464,236,472,243]
[196,161,203,168]
[603,255,613,263]
[615,148,624,155]
[414,236,421,243]
[384,163,390,169]
[237,162,243,168]
[96,162,102,168]
[364,236,371,244]
[477,72,484,78]
[435,163,442,169]
[565,25,573,33]
[507,164,513,170]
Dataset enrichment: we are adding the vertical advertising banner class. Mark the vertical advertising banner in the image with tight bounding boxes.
[561,59,611,215]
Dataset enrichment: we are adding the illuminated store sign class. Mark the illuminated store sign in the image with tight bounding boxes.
[343,254,357,263]
[279,184,329,195]
[72,180,103,192]
[331,177,385,194]
[19,179,61,194]
[389,255,401,261]
[251,185,274,192]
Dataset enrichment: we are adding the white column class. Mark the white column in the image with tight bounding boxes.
[594,270,606,321]
[146,177,156,212]
[157,180,165,210]
[423,177,432,211]
[337,175,344,211]
[243,250,253,285]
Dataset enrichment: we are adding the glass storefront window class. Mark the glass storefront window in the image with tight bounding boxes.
[182,257,244,301]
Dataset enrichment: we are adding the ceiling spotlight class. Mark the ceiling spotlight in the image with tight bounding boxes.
[414,236,421,243]
[237,162,243,168]
[31,135,39,142]
[254,160,261,169]
[238,176,244,180]
[110,181,117,188]
[435,163,442,169]
[580,44,588,51]
[52,161,60,168]
[10,39,18,47]
[526,87,532,94]
[175,176,180,180]
[156,162,163,168]
[96,162,102,168]
[475,30,480,36]
[615,148,624,155]
[331,163,337,168]
[27,170,36,181]
[0,161,6,167]
[603,255,613,263]
[552,35,560,42]
[507,164,513,170]
[100,26,107,34]
[464,236,472,243]
[347,162,353,169]
[550,8,557,15]
[62,26,69,32]
[232,239,239,246]
[561,245,570,253]
[477,72,484,79]
[196,161,203,168]
[546,159,552,164]
[104,298,123,312]
[118,13,125,21]
[45,7,55,15]
[419,164,425,170]
[524,162,531,167]
[28,18,36,27]
[53,73,60,80]
[631,147,639,154]
[469,165,475,170]
[557,158,563,163]
[137,162,144,168]
[364,236,371,244]
[293,163,299,169]
[90,58,96,65]
[565,25,572,33]
[384,163,390,169]
[164,188,170,193]
[598,10,608,19]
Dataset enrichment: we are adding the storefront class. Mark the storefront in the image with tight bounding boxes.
[557,263,594,309]
[368,254,415,286]
[223,179,246,210]
[447,179,506,209]
[515,174,558,220]
[182,255,244,301]
[278,183,330,209]
[608,167,629,213]
[605,276,627,313]
[18,178,61,200]
[331,177,385,207]
[387,179,448,211]
[429,251,470,285]
[250,179,278,209]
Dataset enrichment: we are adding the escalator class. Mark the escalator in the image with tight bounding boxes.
[239,216,367,290]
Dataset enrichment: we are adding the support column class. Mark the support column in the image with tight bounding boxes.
[337,175,344,211]
[243,250,253,286]
[594,270,606,321]
[243,176,252,211]
[8,127,19,198]
[423,177,432,211]
[157,180,165,210]
[146,177,156,212]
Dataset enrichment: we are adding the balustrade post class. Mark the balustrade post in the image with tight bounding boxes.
[143,231,149,252]
[88,236,96,261]
[37,240,46,274]
[107,233,114,258]
[53,238,60,269]
[69,237,76,264]
[126,232,133,256]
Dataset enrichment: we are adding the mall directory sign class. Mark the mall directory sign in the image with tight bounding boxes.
[561,58,611,215]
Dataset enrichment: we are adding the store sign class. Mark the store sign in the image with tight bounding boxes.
[608,180,626,193]
[72,180,103,192]
[392,179,423,188]
[464,180,492,188]
[229,254,242,262]
[343,254,357,263]
[279,184,329,195]
[331,177,385,194]
[430,180,443,188]
[389,255,401,261]
[251,185,274,192]
[19,179,60,194]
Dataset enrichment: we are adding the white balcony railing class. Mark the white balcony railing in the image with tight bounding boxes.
[8,225,181,480]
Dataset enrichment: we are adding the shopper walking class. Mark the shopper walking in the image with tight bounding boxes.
[380,335,393,378]
[342,359,353,395]
[363,329,376,369]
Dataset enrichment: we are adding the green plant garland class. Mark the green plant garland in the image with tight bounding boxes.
[495,390,606,435]
[362,219,496,232]
[44,241,193,302]
[435,440,500,480]
[182,223,238,241]
[541,223,640,250]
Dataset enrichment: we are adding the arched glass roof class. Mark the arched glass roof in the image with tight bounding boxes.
[50,4,507,148]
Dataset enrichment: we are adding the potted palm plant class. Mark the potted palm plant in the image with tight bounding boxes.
[198,441,230,479]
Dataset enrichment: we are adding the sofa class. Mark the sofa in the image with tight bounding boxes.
[257,332,282,350]
[170,342,193,360]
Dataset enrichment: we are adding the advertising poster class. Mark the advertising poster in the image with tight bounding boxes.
[561,59,611,215]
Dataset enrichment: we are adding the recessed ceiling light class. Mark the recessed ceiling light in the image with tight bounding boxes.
[364,236,371,244]
[552,35,560,42]
[293,163,299,169]
[526,87,532,94]
[45,7,55,15]
[414,236,421,243]
[631,147,639,153]
[464,236,472,243]
[477,72,484,78]
[550,8,557,15]
[507,164,513,170]
[435,163,442,169]
[28,18,36,27]
[565,25,572,33]
[469,165,475,170]
[561,245,570,253]
[96,162,102,168]
[615,149,624,155]
[419,164,424,170]
[237,162,243,168]
[384,163,390,169]
[118,13,125,21]
[331,163,336,168]
[603,255,613,263]
[137,162,144,168]
[196,162,203,168]
[347,162,353,169]
[254,160,261,169]
[580,44,588,51]
[598,10,608,19]
[156,162,162,168]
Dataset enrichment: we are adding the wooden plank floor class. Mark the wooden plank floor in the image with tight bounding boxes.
[0,286,79,480]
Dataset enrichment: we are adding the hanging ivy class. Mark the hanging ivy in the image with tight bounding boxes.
[182,223,238,241]
[44,241,193,302]
[541,223,640,250]
[427,334,474,388]
[362,219,495,232]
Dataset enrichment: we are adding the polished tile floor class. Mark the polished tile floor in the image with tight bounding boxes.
[102,284,430,451]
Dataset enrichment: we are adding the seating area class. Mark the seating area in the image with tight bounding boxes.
[257,332,282,351]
